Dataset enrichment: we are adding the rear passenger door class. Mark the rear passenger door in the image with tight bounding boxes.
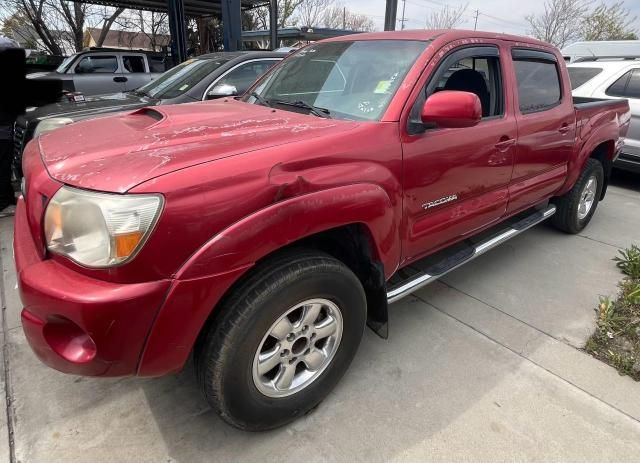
[71,54,124,95]
[121,54,152,91]
[508,48,575,213]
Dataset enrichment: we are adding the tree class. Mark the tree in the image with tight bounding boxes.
[525,0,591,48]
[322,5,375,31]
[1,0,126,54]
[1,12,38,48]
[581,2,638,41]
[297,0,333,27]
[424,2,469,30]
[246,0,304,31]
[95,7,125,47]
[137,10,168,51]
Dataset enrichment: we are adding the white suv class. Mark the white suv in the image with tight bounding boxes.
[569,60,640,173]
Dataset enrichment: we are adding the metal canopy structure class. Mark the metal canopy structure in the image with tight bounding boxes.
[68,0,398,65]
[70,0,269,62]
[71,0,263,15]
[242,27,361,43]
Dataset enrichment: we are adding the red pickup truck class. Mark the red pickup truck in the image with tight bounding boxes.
[15,30,630,430]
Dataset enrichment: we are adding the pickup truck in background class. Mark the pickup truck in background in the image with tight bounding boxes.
[12,51,284,178]
[14,30,630,431]
[25,48,170,96]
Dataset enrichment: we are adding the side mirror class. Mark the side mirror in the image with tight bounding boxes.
[206,84,238,99]
[421,90,482,129]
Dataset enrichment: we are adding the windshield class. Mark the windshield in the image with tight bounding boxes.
[135,57,231,99]
[568,67,604,90]
[247,40,428,121]
[56,54,78,73]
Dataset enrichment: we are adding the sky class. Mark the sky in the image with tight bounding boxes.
[344,0,640,38]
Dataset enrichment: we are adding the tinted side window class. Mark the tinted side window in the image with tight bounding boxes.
[606,70,632,97]
[567,67,603,90]
[123,56,145,73]
[431,56,503,118]
[607,69,640,99]
[75,56,118,73]
[217,60,278,94]
[513,59,561,113]
[148,56,167,73]
[626,70,640,98]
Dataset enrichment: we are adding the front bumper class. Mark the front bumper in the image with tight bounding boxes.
[15,198,171,376]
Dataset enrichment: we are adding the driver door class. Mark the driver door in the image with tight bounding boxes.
[401,44,516,263]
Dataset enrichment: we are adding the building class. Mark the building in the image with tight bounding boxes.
[83,28,170,51]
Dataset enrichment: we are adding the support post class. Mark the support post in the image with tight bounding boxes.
[222,0,242,51]
[269,0,278,50]
[384,0,398,31]
[167,0,187,64]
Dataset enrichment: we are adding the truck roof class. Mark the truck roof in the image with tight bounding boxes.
[325,29,556,49]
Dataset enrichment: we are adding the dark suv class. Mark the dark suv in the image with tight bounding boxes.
[14,51,284,177]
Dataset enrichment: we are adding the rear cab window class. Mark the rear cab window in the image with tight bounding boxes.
[512,49,562,113]
[567,67,603,90]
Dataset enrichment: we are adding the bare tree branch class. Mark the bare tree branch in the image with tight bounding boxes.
[525,0,591,48]
[581,2,638,40]
[424,2,469,30]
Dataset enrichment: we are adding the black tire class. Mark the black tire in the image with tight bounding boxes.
[196,250,367,431]
[551,158,604,234]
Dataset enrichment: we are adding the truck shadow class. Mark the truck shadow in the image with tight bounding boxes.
[139,292,532,462]
[610,168,640,192]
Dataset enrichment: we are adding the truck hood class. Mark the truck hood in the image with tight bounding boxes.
[38,99,356,192]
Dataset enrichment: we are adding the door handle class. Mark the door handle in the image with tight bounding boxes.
[113,76,128,83]
[558,124,570,134]
[495,137,515,152]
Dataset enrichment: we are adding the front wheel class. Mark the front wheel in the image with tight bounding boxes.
[551,158,604,234]
[195,250,367,431]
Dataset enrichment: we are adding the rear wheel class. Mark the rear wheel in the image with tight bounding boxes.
[551,158,604,234]
[195,250,366,431]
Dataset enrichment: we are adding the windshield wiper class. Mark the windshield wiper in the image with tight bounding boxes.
[270,99,331,118]
[250,91,272,108]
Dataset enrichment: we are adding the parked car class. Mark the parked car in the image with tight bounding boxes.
[15,30,630,431]
[25,48,170,96]
[569,59,640,172]
[13,51,285,177]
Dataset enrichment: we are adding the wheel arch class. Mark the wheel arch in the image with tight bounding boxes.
[138,184,400,375]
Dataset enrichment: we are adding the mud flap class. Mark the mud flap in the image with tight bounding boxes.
[365,261,388,339]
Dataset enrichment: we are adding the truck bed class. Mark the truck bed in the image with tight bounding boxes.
[573,95,628,110]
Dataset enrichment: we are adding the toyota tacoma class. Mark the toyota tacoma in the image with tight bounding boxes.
[14,30,630,430]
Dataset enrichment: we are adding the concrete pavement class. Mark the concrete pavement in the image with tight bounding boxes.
[1,171,639,462]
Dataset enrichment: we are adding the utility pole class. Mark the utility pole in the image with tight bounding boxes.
[473,9,479,31]
[343,6,346,29]
[399,0,407,30]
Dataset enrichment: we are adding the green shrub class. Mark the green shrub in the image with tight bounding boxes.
[614,244,640,279]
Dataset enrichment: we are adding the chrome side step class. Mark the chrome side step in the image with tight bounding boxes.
[386,205,556,304]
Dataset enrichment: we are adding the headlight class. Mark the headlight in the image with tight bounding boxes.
[33,117,74,137]
[44,186,163,268]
